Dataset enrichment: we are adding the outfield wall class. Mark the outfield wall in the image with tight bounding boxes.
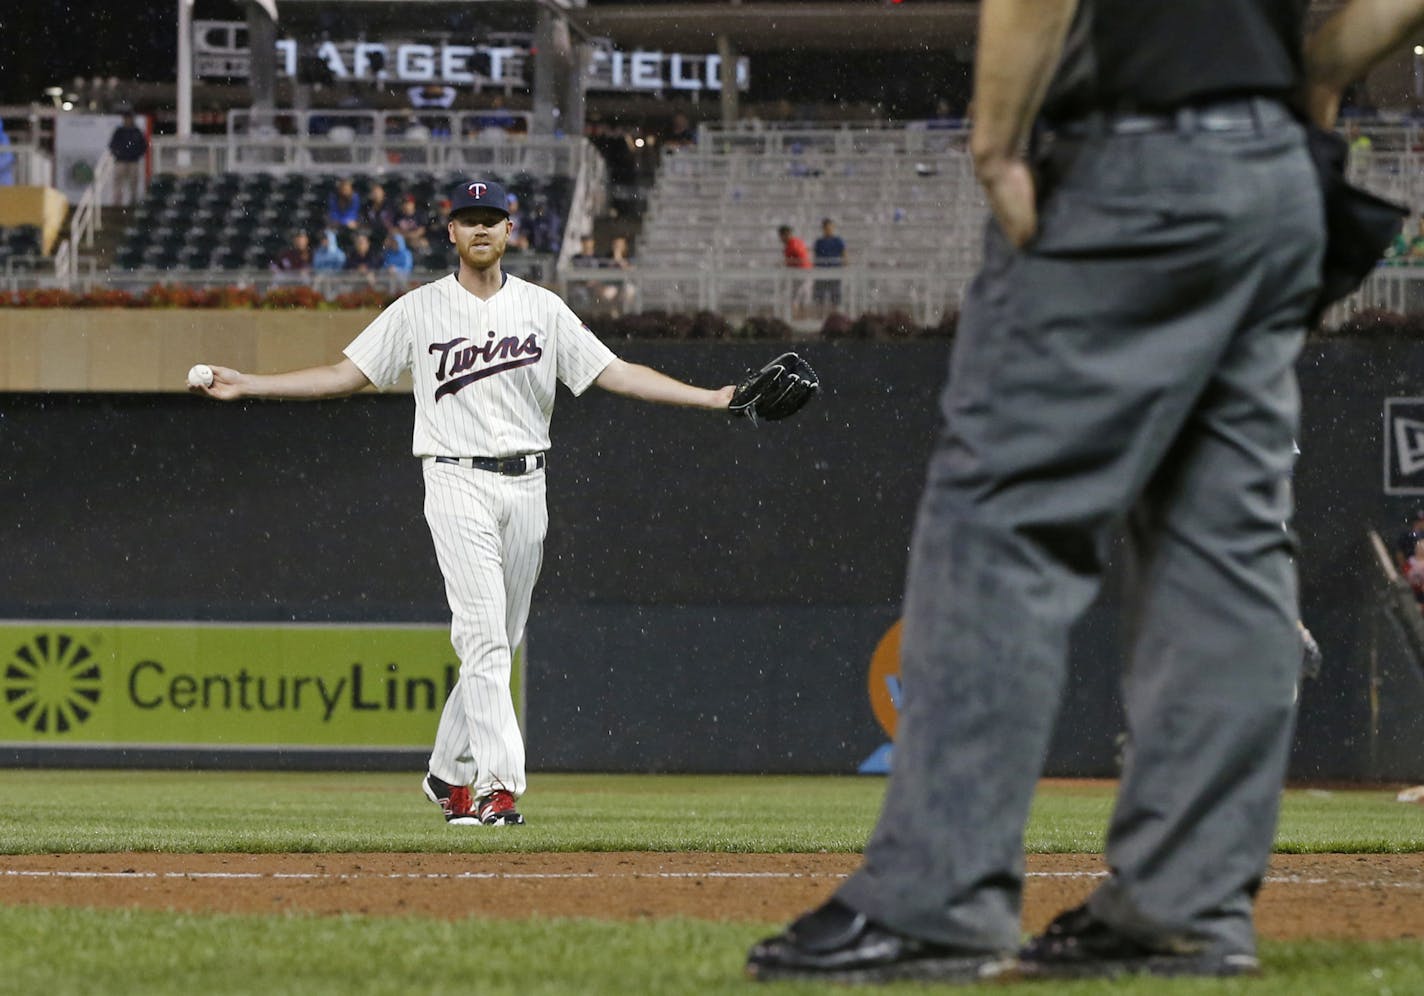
[2,338,1422,778]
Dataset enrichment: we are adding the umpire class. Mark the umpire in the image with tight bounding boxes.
[750,0,1424,985]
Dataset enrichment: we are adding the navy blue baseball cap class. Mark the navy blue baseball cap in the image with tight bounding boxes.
[448,179,510,216]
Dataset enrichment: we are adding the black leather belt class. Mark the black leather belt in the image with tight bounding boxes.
[435,453,546,475]
[1050,97,1288,139]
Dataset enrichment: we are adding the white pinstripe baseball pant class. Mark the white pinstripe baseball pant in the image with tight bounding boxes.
[423,458,547,799]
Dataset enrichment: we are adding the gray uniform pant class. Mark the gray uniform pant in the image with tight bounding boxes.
[837,104,1323,957]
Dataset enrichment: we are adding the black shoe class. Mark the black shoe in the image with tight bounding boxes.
[1017,904,1261,980]
[746,899,1012,984]
[474,788,525,826]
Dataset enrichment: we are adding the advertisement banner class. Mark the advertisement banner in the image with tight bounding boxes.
[0,622,510,749]
[1385,397,1424,495]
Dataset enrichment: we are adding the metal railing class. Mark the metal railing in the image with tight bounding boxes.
[0,256,554,297]
[694,119,972,157]
[0,144,54,186]
[7,254,1424,333]
[52,151,113,286]
[561,264,968,328]
[151,132,583,179]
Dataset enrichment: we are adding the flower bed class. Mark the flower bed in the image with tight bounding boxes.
[2,286,1409,340]
[0,285,401,310]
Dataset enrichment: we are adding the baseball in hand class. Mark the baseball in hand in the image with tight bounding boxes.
[187,364,214,389]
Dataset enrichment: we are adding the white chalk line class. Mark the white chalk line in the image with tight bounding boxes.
[3,868,1421,889]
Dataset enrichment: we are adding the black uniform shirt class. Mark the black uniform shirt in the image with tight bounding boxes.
[1041,0,1310,120]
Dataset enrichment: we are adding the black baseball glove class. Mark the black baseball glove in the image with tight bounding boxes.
[728,352,819,424]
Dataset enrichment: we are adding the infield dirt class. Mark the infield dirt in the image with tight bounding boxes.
[2,852,1420,939]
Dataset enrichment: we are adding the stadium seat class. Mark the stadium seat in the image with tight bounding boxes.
[141,244,179,269]
[178,245,213,270]
[113,247,143,270]
[101,165,577,273]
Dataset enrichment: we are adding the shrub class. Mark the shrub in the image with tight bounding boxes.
[736,315,794,339]
[260,284,329,309]
[73,288,140,308]
[9,288,74,307]
[332,286,398,310]
[688,310,733,339]
[208,285,262,309]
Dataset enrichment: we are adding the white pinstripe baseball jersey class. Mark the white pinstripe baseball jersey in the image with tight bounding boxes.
[344,273,617,457]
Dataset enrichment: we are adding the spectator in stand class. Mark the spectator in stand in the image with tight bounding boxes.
[1345,119,1373,156]
[1407,217,1424,263]
[1405,535,1424,613]
[504,193,532,252]
[425,195,453,250]
[812,217,848,309]
[107,111,148,207]
[312,229,346,272]
[1395,532,1424,612]
[1385,217,1415,264]
[470,95,520,138]
[392,195,431,254]
[328,177,361,230]
[0,119,15,186]
[382,231,414,275]
[1394,508,1424,573]
[571,234,600,268]
[779,224,811,269]
[926,98,967,130]
[526,196,564,254]
[408,84,458,110]
[610,236,633,267]
[605,235,636,316]
[360,182,392,233]
[779,224,813,315]
[271,230,312,272]
[343,230,383,273]
[665,111,697,149]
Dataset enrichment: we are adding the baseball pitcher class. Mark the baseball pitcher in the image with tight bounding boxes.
[189,179,814,826]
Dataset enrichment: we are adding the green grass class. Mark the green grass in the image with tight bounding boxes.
[0,772,1419,995]
[0,771,1417,854]
[0,907,1420,996]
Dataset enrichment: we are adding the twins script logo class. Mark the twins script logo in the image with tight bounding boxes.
[429,333,543,400]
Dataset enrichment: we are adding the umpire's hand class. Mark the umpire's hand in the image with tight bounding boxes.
[976,155,1039,249]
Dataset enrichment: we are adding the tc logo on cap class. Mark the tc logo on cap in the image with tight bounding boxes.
[467,182,488,198]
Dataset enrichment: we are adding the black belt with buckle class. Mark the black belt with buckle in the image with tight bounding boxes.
[1050,97,1289,139]
[435,453,546,476]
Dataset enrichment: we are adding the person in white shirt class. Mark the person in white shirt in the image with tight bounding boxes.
[190,178,735,827]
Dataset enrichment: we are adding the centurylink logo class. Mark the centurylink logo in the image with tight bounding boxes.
[3,633,102,734]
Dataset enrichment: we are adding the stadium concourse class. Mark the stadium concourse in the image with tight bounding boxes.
[6,106,1424,329]
[4,106,1424,329]
[24,109,998,326]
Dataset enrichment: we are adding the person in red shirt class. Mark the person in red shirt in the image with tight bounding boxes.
[779,225,812,268]
[778,225,812,316]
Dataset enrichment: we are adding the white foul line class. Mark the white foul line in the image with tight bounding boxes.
[1,868,1420,889]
